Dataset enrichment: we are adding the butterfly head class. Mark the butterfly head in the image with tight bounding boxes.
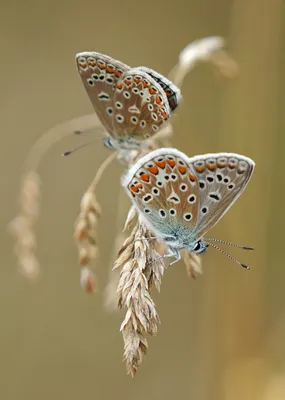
[159,230,208,254]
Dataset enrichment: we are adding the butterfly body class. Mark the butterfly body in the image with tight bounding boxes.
[122,148,255,264]
[76,52,181,151]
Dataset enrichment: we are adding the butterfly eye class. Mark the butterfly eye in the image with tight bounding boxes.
[193,241,202,252]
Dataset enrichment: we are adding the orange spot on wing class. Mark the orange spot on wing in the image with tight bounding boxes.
[160,110,168,119]
[195,165,205,173]
[106,66,115,73]
[217,162,226,168]
[139,174,150,182]
[124,78,132,86]
[207,164,217,171]
[134,77,141,84]
[156,96,163,105]
[155,161,166,169]
[165,90,172,97]
[130,183,143,193]
[166,160,176,168]
[115,70,122,77]
[88,61,96,67]
[189,173,196,182]
[178,166,187,175]
[149,87,157,94]
[117,83,123,90]
[147,166,159,175]
[143,79,150,88]
[98,64,106,70]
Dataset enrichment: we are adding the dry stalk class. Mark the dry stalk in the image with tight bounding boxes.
[181,250,203,280]
[9,171,41,279]
[74,151,118,293]
[114,221,165,376]
[169,36,239,87]
[9,113,102,279]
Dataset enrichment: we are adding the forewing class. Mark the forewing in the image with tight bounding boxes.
[76,51,130,134]
[111,69,171,141]
[122,149,199,237]
[136,66,182,112]
[189,153,255,238]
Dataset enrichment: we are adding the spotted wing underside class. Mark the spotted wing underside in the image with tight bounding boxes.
[189,153,255,238]
[122,149,200,237]
[76,51,130,134]
[136,66,182,112]
[111,69,171,140]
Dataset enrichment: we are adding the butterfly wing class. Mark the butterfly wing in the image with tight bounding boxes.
[122,148,200,240]
[189,153,255,238]
[75,51,130,135]
[136,66,182,112]
[111,69,171,141]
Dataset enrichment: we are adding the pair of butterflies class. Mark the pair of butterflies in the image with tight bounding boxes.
[76,52,255,268]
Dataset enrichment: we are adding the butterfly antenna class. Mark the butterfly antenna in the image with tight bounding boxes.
[62,141,94,157]
[205,237,254,250]
[206,242,250,270]
[72,128,106,138]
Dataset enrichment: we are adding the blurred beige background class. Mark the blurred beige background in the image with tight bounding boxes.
[1,0,285,399]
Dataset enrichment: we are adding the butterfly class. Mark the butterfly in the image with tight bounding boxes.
[75,52,181,151]
[122,148,255,268]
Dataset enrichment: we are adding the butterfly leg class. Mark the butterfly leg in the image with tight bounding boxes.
[167,248,181,267]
